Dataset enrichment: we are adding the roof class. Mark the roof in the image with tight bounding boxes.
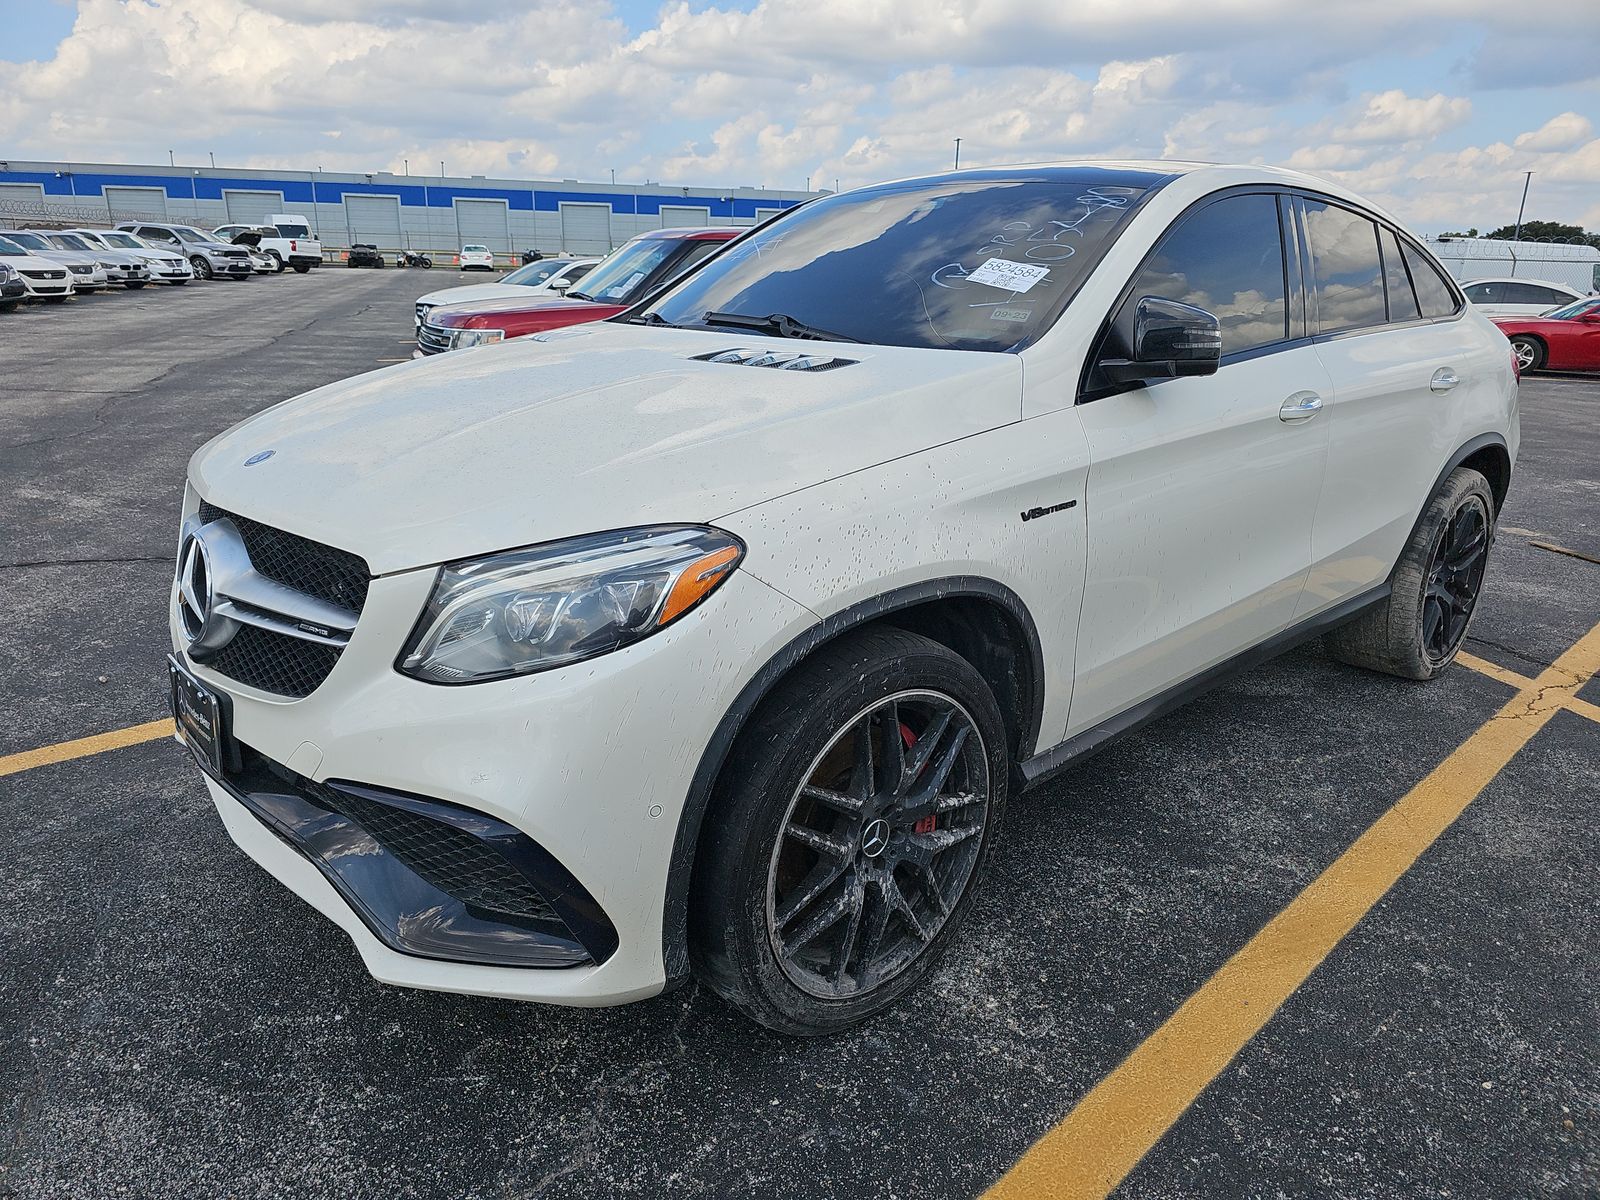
[638,226,742,241]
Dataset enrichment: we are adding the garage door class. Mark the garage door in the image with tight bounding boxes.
[0,182,48,217]
[224,190,283,224]
[104,186,169,221]
[454,199,510,254]
[659,205,711,229]
[345,194,402,250]
[559,202,613,255]
[754,207,783,223]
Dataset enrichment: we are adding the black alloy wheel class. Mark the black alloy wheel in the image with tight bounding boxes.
[1422,493,1490,666]
[766,689,990,1000]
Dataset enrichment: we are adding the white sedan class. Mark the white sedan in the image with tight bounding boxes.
[412,257,600,328]
[458,244,496,271]
[1462,276,1584,317]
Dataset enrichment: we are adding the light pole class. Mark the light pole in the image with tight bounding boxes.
[404,158,409,175]
[208,151,215,168]
[953,138,961,170]
[610,168,616,185]
[168,149,175,167]
[1510,170,1533,276]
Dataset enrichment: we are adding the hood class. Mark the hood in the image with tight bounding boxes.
[432,293,609,328]
[29,248,99,269]
[229,230,263,247]
[189,323,1022,575]
[0,251,64,273]
[419,282,540,309]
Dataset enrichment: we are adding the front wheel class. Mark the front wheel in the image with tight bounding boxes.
[691,627,1008,1035]
[190,256,213,281]
[1509,335,1544,373]
[268,251,285,273]
[292,263,311,274]
[1326,466,1496,679]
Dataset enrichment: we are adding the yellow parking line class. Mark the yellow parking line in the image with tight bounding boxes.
[1455,651,1534,689]
[985,616,1600,1200]
[0,718,175,779]
[1568,696,1600,726]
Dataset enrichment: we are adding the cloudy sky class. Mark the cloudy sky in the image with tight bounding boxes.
[3,0,1598,233]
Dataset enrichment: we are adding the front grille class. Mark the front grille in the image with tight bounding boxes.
[199,502,369,612]
[415,301,433,325]
[22,269,66,280]
[69,264,92,275]
[205,623,342,698]
[196,502,371,698]
[416,322,451,355]
[303,780,559,925]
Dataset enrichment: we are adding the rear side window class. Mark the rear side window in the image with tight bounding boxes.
[1463,282,1494,303]
[1507,282,1571,305]
[1379,229,1420,322]
[1303,201,1385,334]
[1402,244,1459,318]
[1115,193,1289,357]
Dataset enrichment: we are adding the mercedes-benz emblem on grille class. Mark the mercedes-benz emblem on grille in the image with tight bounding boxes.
[176,529,214,642]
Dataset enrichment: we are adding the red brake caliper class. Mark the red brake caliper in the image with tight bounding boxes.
[901,722,938,835]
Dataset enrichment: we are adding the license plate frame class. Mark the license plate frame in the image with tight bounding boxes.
[167,654,234,778]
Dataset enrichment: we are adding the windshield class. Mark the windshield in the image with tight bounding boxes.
[52,233,94,251]
[0,236,28,256]
[171,226,209,244]
[101,232,146,250]
[570,238,679,301]
[1542,296,1600,320]
[7,232,54,252]
[504,260,567,286]
[647,176,1151,351]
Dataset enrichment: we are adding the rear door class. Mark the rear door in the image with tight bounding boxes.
[1070,190,1333,733]
[1300,197,1488,611]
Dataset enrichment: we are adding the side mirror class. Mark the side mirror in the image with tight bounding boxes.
[552,283,569,295]
[1101,297,1222,384]
[1578,312,1600,324]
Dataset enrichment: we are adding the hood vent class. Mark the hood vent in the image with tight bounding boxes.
[692,348,856,372]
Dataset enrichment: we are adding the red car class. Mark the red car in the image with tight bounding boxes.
[1493,296,1600,374]
[416,227,738,355]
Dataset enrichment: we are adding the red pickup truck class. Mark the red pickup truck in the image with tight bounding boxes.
[416,226,737,355]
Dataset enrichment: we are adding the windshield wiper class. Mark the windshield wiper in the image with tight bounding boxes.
[625,311,683,328]
[701,311,862,343]
[566,290,594,302]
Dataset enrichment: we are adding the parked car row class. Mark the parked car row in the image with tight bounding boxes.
[0,214,329,311]
[1456,275,1600,374]
[413,228,730,354]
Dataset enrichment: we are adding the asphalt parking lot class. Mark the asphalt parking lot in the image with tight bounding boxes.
[2,270,1596,1199]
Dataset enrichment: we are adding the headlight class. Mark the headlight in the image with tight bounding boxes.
[398,525,744,684]
[450,327,505,349]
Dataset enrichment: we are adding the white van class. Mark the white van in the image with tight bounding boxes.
[1428,236,1600,296]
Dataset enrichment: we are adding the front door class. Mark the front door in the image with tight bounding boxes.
[1069,190,1332,735]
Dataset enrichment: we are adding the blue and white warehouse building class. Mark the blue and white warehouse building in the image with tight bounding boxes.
[0,160,816,256]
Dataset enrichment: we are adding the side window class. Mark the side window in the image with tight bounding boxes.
[1114,192,1289,358]
[1518,284,1570,306]
[661,240,722,284]
[564,262,594,282]
[1462,282,1493,303]
[1401,243,1460,318]
[1379,229,1420,322]
[1303,201,1385,334]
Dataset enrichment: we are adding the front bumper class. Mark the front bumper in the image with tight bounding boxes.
[105,265,150,285]
[0,279,24,301]
[173,541,816,1005]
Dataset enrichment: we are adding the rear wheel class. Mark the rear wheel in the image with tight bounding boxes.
[1326,467,1496,679]
[292,263,311,274]
[691,627,1008,1035]
[1509,335,1544,373]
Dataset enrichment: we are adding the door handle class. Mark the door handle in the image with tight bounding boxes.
[1279,391,1323,423]
[1430,368,1460,393]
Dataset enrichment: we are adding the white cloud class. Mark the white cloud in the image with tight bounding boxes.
[1515,112,1594,154]
[0,0,1595,235]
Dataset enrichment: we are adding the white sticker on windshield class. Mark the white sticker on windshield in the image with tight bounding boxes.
[605,271,647,298]
[966,258,1050,293]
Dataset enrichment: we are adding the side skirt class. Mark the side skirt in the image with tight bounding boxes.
[1018,584,1389,791]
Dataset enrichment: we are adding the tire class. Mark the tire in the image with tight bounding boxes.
[690,627,1008,1035]
[293,263,311,274]
[191,256,213,281]
[267,250,284,272]
[1325,466,1496,679]
[1509,335,1544,373]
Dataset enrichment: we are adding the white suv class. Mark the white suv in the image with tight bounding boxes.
[168,162,1517,1034]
